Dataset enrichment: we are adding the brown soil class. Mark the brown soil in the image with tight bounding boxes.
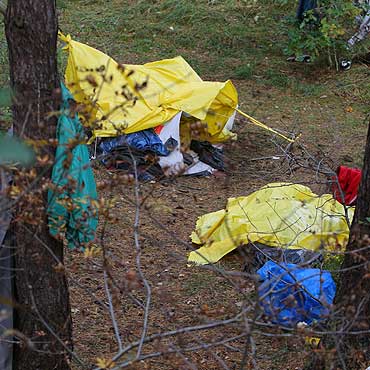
[67,75,368,369]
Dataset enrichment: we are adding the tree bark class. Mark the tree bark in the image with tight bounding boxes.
[305,120,370,370]
[332,120,370,369]
[5,1,72,369]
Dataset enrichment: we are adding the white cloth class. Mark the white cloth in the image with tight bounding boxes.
[158,112,184,176]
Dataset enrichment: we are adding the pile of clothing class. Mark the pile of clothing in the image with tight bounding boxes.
[96,129,225,181]
[60,34,296,181]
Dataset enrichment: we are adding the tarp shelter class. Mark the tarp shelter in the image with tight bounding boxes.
[189,183,354,264]
[59,33,238,145]
[59,34,294,175]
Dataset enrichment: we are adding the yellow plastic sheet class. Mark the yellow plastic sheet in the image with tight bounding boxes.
[189,183,354,264]
[59,33,238,143]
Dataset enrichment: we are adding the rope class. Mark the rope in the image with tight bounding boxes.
[236,108,295,143]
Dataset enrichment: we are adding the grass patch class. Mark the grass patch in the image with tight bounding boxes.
[233,62,256,80]
[265,68,291,88]
[58,0,289,76]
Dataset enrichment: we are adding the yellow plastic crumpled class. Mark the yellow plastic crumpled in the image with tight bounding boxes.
[189,183,354,264]
[59,33,238,143]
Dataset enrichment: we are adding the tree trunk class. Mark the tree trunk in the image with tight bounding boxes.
[5,1,72,369]
[332,120,370,368]
[305,120,370,370]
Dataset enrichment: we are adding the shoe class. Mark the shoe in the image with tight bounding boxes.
[340,59,352,71]
[295,54,311,63]
[286,54,311,63]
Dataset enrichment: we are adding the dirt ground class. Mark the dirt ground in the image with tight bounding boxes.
[0,0,368,368]
[50,2,370,367]
[66,72,369,369]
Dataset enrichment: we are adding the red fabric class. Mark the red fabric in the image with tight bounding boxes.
[154,125,164,134]
[332,166,362,206]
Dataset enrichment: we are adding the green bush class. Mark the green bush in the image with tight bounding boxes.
[279,0,363,66]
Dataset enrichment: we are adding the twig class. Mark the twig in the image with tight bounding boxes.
[104,270,123,352]
[131,152,152,359]
[93,313,243,369]
[114,334,246,369]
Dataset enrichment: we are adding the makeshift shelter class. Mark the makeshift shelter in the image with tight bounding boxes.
[59,33,238,143]
[59,34,293,176]
[189,183,354,264]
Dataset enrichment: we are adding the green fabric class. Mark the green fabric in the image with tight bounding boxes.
[48,83,98,248]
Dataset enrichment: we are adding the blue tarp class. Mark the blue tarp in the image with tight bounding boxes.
[126,130,169,156]
[257,261,336,327]
[99,135,126,155]
[99,129,169,157]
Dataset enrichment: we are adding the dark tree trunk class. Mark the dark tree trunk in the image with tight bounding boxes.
[305,121,370,370]
[333,121,370,368]
[5,1,72,369]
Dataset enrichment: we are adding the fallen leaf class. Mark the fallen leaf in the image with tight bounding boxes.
[95,357,115,369]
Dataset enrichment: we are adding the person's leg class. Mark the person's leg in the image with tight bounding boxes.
[297,0,318,22]
[297,0,306,22]
[288,0,318,62]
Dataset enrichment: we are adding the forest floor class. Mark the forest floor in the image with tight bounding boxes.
[1,0,370,368]
[61,1,369,369]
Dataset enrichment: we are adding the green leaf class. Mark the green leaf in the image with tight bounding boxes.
[0,88,12,108]
[0,135,35,167]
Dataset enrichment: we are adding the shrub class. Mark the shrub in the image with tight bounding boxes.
[279,0,363,66]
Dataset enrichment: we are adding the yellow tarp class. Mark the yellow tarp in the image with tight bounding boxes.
[59,34,238,143]
[189,183,354,264]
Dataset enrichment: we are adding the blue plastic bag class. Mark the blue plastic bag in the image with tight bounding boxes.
[99,129,169,156]
[99,135,126,155]
[126,130,169,156]
[257,261,336,327]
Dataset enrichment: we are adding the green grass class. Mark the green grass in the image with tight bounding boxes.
[233,62,257,80]
[1,3,370,367]
[2,0,367,96]
[182,267,233,299]
[58,0,289,76]
[0,0,369,142]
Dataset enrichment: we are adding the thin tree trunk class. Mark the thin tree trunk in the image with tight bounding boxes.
[5,1,72,369]
[332,119,370,369]
[305,120,370,370]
